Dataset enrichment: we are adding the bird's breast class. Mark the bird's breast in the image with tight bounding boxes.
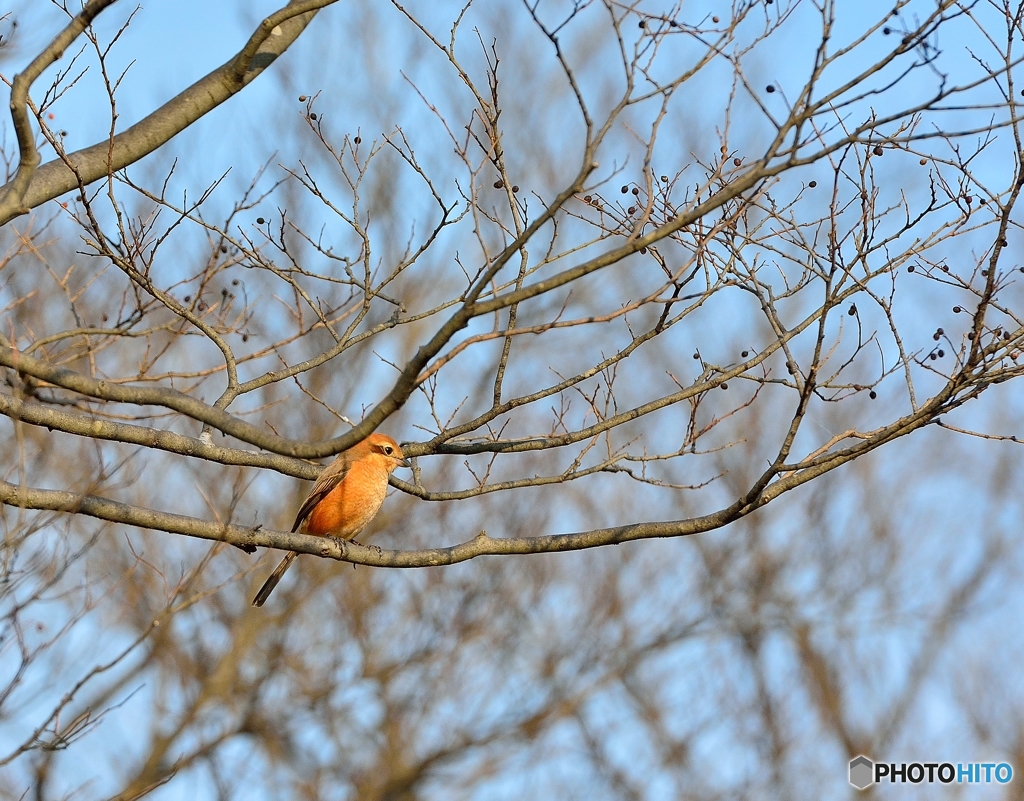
[302,463,389,539]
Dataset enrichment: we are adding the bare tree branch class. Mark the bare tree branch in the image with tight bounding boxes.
[0,0,335,226]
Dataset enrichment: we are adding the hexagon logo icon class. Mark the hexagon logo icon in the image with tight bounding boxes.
[849,755,874,790]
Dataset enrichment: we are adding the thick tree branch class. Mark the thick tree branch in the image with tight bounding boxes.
[0,380,967,563]
[0,336,325,456]
[2,0,119,220]
[0,0,336,227]
[0,390,317,479]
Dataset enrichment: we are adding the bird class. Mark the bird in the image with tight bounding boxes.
[251,432,410,608]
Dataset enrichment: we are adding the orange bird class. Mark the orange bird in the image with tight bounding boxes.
[252,433,410,608]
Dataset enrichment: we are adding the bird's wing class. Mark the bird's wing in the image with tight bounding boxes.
[291,455,352,532]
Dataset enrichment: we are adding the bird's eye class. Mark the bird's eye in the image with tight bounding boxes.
[383,445,393,455]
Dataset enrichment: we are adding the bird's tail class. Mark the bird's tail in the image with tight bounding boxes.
[252,551,298,608]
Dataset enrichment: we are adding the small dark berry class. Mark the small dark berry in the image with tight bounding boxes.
[640,247,648,254]
[848,304,857,316]
[628,206,636,214]
[933,333,940,341]
[713,16,720,22]
[936,328,944,335]
[883,27,891,34]
[670,20,678,28]
[632,187,640,195]
[808,180,817,188]
[873,146,884,156]
[720,383,728,390]
[741,350,749,358]
[639,19,646,28]
[309,113,317,121]
[968,332,975,340]
[938,349,944,357]
[869,390,877,399]
[584,195,592,202]
[907,265,915,272]
[660,175,668,182]
[1001,239,1009,247]
[512,185,519,193]
[232,279,239,286]
[919,158,927,165]
[693,352,700,360]
[242,334,248,342]
[256,217,265,224]
[221,245,227,253]
[929,352,937,360]
[101,314,108,322]
[184,295,191,302]
[299,95,307,101]
[733,158,742,166]
[766,85,775,93]
[354,136,361,144]
[953,306,961,313]
[494,180,504,189]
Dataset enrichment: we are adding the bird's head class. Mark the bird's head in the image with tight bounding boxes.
[363,433,412,472]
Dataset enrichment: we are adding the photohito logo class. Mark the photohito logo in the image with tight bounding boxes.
[849,756,1013,789]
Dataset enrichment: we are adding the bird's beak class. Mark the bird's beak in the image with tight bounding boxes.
[397,456,412,468]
